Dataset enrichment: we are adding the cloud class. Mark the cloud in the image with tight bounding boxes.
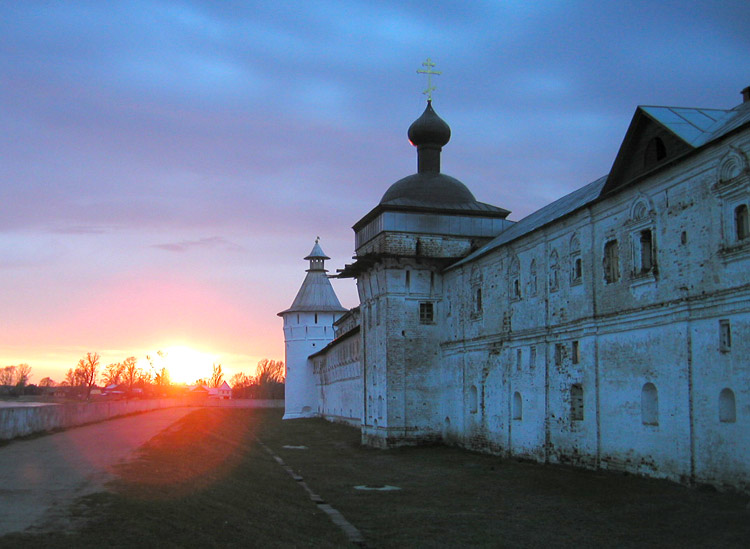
[152,236,244,253]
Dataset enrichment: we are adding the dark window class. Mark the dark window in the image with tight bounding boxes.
[475,288,483,313]
[573,257,582,282]
[419,302,434,324]
[604,240,620,283]
[571,384,584,421]
[555,343,564,366]
[720,319,731,352]
[641,383,659,425]
[572,340,580,364]
[644,136,667,166]
[719,388,736,423]
[735,204,749,241]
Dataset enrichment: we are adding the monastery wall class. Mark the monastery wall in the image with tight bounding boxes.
[438,131,750,489]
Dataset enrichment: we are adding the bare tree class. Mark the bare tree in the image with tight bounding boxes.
[102,362,124,386]
[255,359,285,399]
[76,352,100,399]
[62,368,76,386]
[230,372,251,388]
[154,367,170,388]
[0,366,16,386]
[14,364,32,387]
[39,377,56,387]
[208,363,224,388]
[121,356,140,394]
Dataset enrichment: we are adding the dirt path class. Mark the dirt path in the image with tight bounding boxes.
[0,407,195,536]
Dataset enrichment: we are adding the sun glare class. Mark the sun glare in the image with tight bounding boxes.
[155,346,219,385]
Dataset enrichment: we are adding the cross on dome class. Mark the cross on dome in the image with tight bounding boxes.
[417,58,441,101]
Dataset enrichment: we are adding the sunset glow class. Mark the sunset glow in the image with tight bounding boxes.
[154,346,220,385]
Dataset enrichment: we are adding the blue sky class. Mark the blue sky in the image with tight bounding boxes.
[0,1,748,381]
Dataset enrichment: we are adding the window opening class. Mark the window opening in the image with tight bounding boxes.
[719,388,736,423]
[516,349,522,371]
[641,383,659,425]
[572,340,580,364]
[469,385,478,414]
[571,384,584,421]
[604,240,620,283]
[512,392,522,420]
[419,302,434,324]
[719,319,731,352]
[735,204,749,241]
[640,229,654,272]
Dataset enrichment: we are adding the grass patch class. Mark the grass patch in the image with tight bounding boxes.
[2,408,748,548]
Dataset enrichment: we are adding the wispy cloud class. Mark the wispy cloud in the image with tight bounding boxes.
[152,236,244,253]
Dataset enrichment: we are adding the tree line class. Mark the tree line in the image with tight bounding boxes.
[2,354,285,400]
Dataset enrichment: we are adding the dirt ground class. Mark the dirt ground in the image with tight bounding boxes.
[1,408,748,548]
[0,407,195,536]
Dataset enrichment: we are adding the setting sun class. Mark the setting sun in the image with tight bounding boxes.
[148,346,219,385]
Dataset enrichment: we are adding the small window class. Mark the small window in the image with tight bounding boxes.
[314,313,318,324]
[639,229,654,272]
[509,257,521,300]
[469,385,478,414]
[529,346,537,369]
[719,319,731,352]
[554,343,564,366]
[719,388,736,423]
[572,341,580,364]
[512,391,522,420]
[644,136,667,166]
[641,383,659,426]
[735,204,749,241]
[604,240,620,283]
[528,260,538,296]
[571,384,584,421]
[475,288,483,314]
[572,256,582,283]
[419,302,434,324]
[549,250,559,292]
[405,270,411,292]
[516,349,522,372]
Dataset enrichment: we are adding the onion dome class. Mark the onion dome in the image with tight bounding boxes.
[408,100,451,149]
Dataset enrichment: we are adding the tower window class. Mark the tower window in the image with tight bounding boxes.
[314,313,318,324]
[572,340,580,364]
[419,302,434,324]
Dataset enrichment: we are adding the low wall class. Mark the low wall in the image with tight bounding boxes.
[0,398,285,441]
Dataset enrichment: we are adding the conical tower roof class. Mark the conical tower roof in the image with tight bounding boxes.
[278,239,347,316]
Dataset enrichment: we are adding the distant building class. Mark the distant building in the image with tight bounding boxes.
[282,87,750,491]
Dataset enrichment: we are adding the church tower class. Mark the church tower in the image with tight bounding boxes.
[340,99,511,447]
[278,239,347,419]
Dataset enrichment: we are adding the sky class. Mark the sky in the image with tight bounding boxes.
[1,1,748,384]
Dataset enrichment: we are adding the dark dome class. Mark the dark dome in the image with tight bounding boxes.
[380,172,477,206]
[408,101,451,147]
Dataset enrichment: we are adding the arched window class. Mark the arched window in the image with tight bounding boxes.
[570,234,582,284]
[512,391,522,420]
[469,385,478,414]
[641,383,659,425]
[644,136,667,166]
[509,256,521,300]
[529,259,538,296]
[571,384,584,421]
[719,388,736,423]
[549,250,559,291]
[735,204,749,241]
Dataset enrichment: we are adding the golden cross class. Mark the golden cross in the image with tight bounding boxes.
[417,58,441,101]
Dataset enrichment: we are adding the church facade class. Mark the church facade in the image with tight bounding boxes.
[281,88,750,491]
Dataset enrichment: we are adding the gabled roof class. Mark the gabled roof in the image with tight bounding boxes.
[639,106,735,147]
[602,100,750,195]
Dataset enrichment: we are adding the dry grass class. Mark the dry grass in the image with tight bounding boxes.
[1,408,748,548]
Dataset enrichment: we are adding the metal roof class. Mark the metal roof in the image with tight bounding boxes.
[450,175,607,269]
[640,103,748,147]
[277,269,347,315]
